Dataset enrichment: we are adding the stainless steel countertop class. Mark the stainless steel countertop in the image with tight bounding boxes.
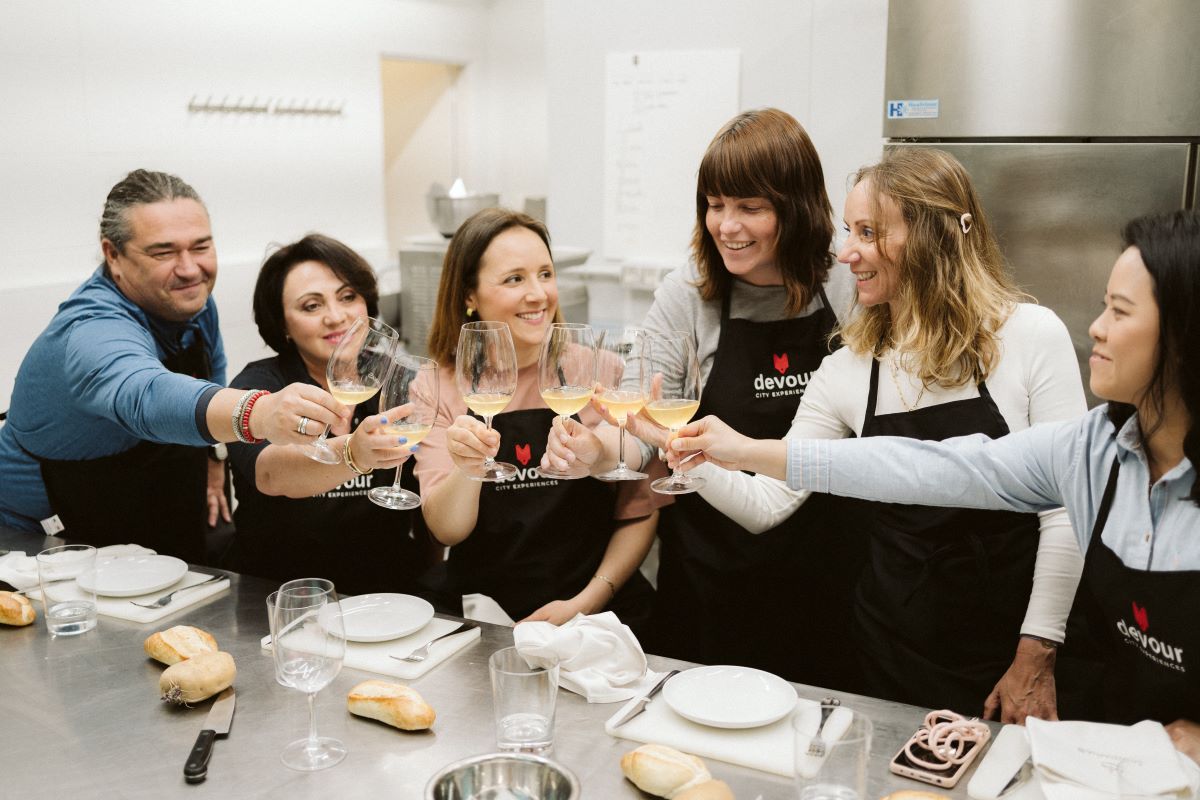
[1,527,989,798]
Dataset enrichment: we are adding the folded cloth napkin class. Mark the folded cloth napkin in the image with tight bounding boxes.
[0,544,155,590]
[514,611,662,703]
[1027,717,1200,800]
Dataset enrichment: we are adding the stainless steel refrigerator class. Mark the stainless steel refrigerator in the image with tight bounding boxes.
[884,0,1199,405]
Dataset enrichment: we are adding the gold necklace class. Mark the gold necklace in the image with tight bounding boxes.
[888,356,926,412]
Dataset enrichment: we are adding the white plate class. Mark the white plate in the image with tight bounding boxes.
[662,665,798,729]
[77,554,189,597]
[321,593,435,643]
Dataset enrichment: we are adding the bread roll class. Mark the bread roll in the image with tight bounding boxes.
[0,591,35,626]
[675,780,735,800]
[144,625,218,665]
[347,679,436,731]
[620,744,716,798]
[159,651,236,705]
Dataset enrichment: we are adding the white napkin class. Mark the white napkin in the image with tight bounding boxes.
[0,544,155,590]
[514,611,662,703]
[1027,717,1200,800]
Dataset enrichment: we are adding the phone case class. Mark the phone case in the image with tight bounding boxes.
[889,720,992,789]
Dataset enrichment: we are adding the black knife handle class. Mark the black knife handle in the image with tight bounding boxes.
[184,729,215,783]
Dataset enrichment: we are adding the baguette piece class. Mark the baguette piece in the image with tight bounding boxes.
[621,744,732,799]
[347,679,436,731]
[144,625,219,665]
[0,591,36,626]
[159,651,236,705]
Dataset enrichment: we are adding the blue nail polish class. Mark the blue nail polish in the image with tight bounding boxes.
[410,444,420,451]
[379,416,388,425]
[398,437,408,444]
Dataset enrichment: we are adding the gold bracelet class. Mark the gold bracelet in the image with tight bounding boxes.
[343,434,373,476]
[1020,633,1060,650]
[593,573,616,599]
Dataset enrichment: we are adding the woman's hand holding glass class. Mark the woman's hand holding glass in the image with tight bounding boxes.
[455,321,519,481]
[666,415,757,472]
[540,415,604,476]
[342,402,417,471]
[367,354,439,510]
[644,331,704,495]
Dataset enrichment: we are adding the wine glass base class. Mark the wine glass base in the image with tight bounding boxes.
[537,466,589,480]
[281,736,347,771]
[594,466,649,482]
[464,460,518,482]
[651,474,705,495]
[367,486,422,510]
[301,442,342,465]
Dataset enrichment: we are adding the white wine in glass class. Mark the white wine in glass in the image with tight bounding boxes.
[368,353,439,510]
[594,326,649,482]
[270,578,346,772]
[538,323,596,480]
[303,316,397,465]
[646,331,705,495]
[456,321,519,481]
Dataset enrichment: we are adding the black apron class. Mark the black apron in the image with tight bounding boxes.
[1078,458,1200,724]
[850,359,1041,712]
[34,332,212,564]
[429,407,654,629]
[230,393,430,597]
[651,287,861,687]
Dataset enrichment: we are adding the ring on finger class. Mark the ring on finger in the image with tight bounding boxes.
[297,416,310,435]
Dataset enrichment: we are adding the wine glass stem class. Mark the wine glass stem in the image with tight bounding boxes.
[669,427,685,483]
[314,424,333,446]
[307,692,319,751]
[482,415,496,468]
[616,420,628,470]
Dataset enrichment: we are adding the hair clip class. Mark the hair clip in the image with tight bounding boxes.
[959,213,973,234]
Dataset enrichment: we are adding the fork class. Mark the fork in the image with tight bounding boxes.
[806,697,841,757]
[130,574,226,609]
[389,622,477,663]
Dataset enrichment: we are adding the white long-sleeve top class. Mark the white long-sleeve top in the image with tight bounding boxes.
[693,302,1089,641]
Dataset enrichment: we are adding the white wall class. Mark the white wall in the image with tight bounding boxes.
[0,0,547,409]
[545,0,889,262]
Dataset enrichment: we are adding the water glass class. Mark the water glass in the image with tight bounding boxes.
[793,704,872,800]
[36,544,97,636]
[489,646,559,753]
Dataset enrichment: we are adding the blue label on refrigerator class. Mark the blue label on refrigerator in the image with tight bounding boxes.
[886,99,940,119]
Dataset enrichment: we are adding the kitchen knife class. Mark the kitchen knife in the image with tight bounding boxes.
[183,687,236,783]
[610,669,680,728]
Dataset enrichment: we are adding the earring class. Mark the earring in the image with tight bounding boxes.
[959,213,974,234]
[466,307,475,318]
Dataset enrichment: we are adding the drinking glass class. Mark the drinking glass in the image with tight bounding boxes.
[538,322,597,480]
[303,316,398,465]
[270,578,346,771]
[489,646,559,753]
[36,544,97,636]
[593,326,649,481]
[455,320,519,481]
[793,704,872,800]
[368,352,440,509]
[645,331,705,495]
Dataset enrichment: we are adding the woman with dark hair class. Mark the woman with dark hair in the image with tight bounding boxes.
[227,234,438,593]
[414,208,657,628]
[670,209,1200,757]
[544,108,857,686]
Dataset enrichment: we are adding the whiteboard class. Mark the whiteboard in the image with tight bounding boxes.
[603,50,740,264]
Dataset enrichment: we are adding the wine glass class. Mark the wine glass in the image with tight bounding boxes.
[538,322,597,480]
[270,578,346,771]
[593,326,649,481]
[303,316,398,464]
[455,320,519,481]
[368,353,439,509]
[645,331,705,495]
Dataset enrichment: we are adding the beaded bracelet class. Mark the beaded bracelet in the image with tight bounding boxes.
[344,433,373,476]
[593,574,616,599]
[230,389,257,444]
[234,390,269,444]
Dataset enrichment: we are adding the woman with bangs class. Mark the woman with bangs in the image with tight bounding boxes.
[664,148,1088,721]
[543,108,858,687]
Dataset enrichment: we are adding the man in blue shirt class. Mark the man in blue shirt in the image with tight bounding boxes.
[0,169,349,560]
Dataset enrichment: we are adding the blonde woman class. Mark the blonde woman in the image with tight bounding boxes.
[668,149,1087,722]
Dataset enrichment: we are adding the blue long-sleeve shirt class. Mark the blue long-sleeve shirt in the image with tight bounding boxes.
[0,266,226,532]
[790,405,1199,571]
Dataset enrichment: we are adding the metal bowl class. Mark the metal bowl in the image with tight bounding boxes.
[430,193,500,238]
[425,752,581,800]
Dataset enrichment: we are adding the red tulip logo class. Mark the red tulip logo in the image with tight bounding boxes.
[514,443,532,466]
[773,353,789,375]
[1132,601,1149,632]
